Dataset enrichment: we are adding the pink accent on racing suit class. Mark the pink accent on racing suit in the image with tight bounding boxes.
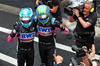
[55,27,69,34]
[7,33,18,42]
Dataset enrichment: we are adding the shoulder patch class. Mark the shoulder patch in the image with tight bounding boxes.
[51,17,56,25]
[34,16,38,22]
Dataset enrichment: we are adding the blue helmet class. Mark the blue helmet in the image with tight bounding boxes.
[19,8,34,28]
[36,5,50,24]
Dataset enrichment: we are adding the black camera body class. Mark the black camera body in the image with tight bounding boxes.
[64,5,83,15]
[34,1,53,10]
[62,0,85,15]
[72,45,87,58]
[42,1,53,8]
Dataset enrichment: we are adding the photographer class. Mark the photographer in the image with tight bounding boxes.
[69,1,97,66]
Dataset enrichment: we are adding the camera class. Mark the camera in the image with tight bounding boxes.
[64,5,84,15]
[34,1,53,9]
[43,1,53,8]
[72,45,88,58]
[69,57,84,66]
[62,0,85,15]
[38,1,43,5]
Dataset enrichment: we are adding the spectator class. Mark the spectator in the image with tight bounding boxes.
[69,1,97,66]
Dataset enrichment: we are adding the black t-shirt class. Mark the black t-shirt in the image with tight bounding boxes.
[41,0,62,20]
[74,12,97,36]
[51,0,61,19]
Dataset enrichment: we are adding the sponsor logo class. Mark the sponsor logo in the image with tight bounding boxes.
[21,32,35,39]
[37,26,51,33]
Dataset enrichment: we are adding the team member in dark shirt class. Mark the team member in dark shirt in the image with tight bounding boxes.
[69,1,97,66]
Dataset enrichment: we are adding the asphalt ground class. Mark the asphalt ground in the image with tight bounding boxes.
[0,0,100,66]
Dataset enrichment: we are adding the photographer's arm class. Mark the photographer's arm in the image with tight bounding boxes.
[73,9,91,28]
[36,0,40,5]
[77,17,91,28]
[50,5,58,13]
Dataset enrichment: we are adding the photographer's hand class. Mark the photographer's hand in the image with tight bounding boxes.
[89,44,95,62]
[80,62,86,66]
[36,0,39,5]
[83,46,91,59]
[89,44,95,58]
[83,45,95,60]
[53,54,63,64]
[72,8,80,17]
[82,46,88,52]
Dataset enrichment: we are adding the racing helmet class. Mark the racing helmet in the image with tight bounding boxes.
[36,5,50,24]
[19,8,34,28]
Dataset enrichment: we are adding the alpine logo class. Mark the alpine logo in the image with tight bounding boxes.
[21,32,35,39]
[37,26,51,33]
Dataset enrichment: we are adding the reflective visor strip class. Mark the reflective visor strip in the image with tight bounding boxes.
[38,14,49,19]
[20,17,32,23]
[41,14,47,19]
[21,17,30,21]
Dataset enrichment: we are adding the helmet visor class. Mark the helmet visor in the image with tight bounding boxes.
[37,14,49,20]
[20,17,31,23]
